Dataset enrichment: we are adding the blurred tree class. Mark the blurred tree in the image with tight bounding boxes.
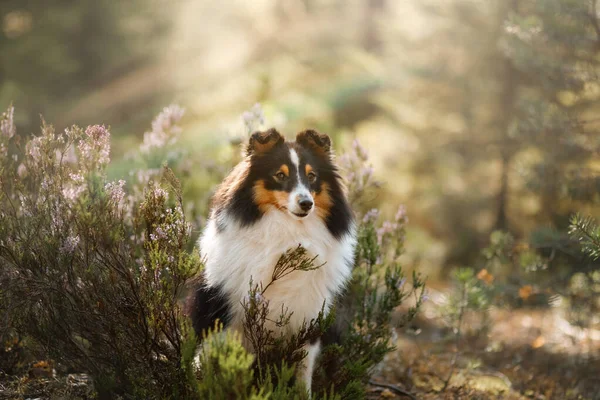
[0,0,172,132]
[395,0,600,266]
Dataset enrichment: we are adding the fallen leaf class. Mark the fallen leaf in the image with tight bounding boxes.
[531,335,545,349]
[380,388,396,398]
[468,374,511,394]
[519,285,533,300]
[477,269,495,285]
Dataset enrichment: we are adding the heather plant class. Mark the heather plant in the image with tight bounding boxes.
[0,107,200,398]
[337,138,380,210]
[0,104,424,399]
[313,203,425,399]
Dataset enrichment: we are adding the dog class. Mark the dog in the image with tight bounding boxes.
[188,128,356,393]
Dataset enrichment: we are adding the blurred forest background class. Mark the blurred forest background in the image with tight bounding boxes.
[1,0,600,398]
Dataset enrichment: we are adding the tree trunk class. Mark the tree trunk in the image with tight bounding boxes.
[495,153,510,231]
[493,0,519,232]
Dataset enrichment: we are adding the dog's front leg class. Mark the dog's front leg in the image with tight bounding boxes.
[297,340,320,396]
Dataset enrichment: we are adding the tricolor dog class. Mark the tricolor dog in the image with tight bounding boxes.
[189,128,356,392]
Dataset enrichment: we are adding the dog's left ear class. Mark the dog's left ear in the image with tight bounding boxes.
[247,128,284,156]
[296,130,332,156]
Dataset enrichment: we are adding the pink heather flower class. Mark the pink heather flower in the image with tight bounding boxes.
[60,235,80,254]
[52,210,65,231]
[17,163,27,177]
[61,173,86,201]
[79,125,110,167]
[18,194,32,218]
[1,106,16,139]
[242,103,265,134]
[362,208,380,224]
[62,185,85,202]
[395,205,407,222]
[377,221,398,246]
[155,226,167,239]
[41,176,53,191]
[337,153,351,169]
[361,165,374,182]
[105,180,126,206]
[244,291,266,306]
[70,172,84,183]
[26,137,42,162]
[352,139,369,160]
[149,185,168,201]
[140,105,184,153]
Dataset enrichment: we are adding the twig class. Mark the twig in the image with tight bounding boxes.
[368,379,417,400]
[442,280,467,391]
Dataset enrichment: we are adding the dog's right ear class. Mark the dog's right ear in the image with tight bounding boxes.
[246,128,284,156]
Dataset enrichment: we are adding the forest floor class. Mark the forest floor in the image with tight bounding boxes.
[368,289,600,400]
[2,292,598,399]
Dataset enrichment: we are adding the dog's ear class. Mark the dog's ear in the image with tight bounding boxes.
[296,130,332,156]
[247,128,284,156]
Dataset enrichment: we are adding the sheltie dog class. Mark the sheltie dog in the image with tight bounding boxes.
[188,128,356,392]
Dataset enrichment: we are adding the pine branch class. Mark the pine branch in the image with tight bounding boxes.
[569,214,600,260]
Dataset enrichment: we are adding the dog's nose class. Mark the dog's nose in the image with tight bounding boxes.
[298,198,313,212]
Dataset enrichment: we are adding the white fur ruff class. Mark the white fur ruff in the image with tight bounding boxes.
[200,208,356,335]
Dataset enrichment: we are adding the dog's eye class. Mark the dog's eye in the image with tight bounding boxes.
[275,172,287,181]
[307,172,317,183]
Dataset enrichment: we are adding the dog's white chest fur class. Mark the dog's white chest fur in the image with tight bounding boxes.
[200,209,355,332]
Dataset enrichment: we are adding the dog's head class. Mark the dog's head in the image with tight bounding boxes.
[245,128,337,221]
